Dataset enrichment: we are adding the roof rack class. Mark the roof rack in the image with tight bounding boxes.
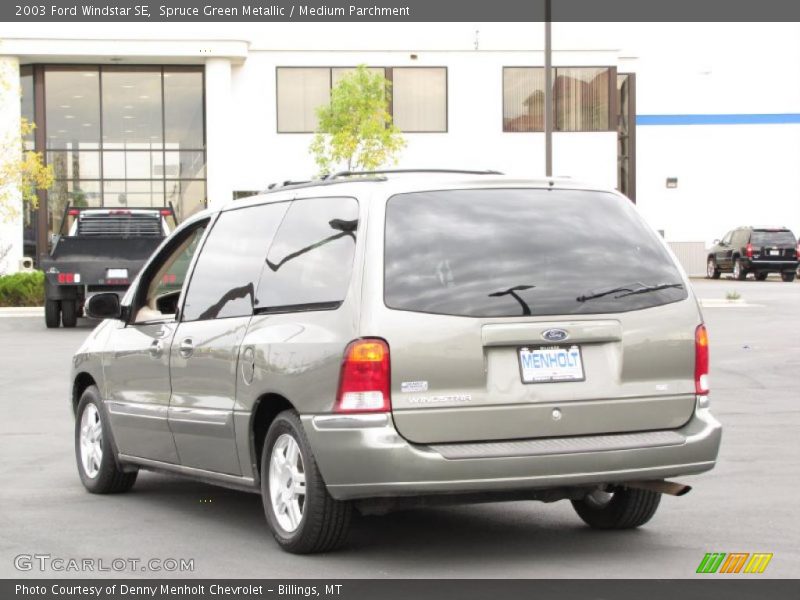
[325,168,503,179]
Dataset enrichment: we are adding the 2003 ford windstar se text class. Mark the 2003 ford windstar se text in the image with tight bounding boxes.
[70,171,722,553]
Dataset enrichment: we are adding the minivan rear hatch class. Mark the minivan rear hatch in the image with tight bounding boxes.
[381,188,698,445]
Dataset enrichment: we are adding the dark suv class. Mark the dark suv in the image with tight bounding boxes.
[707,227,798,282]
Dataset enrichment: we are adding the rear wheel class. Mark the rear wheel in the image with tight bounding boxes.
[261,410,351,553]
[61,300,78,328]
[571,486,661,529]
[781,271,796,282]
[733,259,747,280]
[706,258,720,279]
[755,272,768,281]
[44,299,61,328]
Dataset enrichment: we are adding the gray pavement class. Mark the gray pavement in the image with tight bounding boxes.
[0,277,798,578]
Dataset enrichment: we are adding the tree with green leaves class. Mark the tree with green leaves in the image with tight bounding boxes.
[0,66,53,222]
[310,65,406,175]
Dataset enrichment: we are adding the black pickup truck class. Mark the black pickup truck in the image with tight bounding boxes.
[40,205,175,328]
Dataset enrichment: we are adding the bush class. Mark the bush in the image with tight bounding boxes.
[0,271,45,307]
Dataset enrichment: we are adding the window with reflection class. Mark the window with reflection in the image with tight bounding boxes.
[256,197,359,312]
[182,203,290,322]
[503,67,613,132]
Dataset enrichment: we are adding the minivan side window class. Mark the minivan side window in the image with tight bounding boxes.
[255,197,358,313]
[182,202,290,322]
[132,222,207,324]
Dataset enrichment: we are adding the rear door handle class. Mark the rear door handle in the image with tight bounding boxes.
[179,338,194,358]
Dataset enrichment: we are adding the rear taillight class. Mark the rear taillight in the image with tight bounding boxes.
[695,324,709,396]
[335,339,391,413]
[159,209,172,216]
[795,241,800,257]
[745,243,753,258]
[67,209,80,216]
[57,272,79,284]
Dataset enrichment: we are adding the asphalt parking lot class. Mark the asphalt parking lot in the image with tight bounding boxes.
[0,277,798,579]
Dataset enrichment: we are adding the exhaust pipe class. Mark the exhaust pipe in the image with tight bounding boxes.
[623,480,692,496]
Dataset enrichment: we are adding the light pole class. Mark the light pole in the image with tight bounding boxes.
[544,0,553,177]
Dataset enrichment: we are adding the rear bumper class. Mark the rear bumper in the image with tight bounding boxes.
[302,407,722,500]
[742,259,797,271]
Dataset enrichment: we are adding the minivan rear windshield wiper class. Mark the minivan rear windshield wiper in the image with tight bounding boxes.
[577,282,684,303]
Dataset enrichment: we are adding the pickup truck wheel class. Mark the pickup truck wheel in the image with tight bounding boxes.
[571,486,661,529]
[45,300,61,328]
[75,386,138,494]
[755,272,768,281]
[733,259,747,280]
[61,300,78,328]
[781,271,796,282]
[261,410,352,554]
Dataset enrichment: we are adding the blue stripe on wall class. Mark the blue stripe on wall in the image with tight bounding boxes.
[636,113,800,126]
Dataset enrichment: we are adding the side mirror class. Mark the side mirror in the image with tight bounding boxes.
[85,293,122,320]
[713,239,720,245]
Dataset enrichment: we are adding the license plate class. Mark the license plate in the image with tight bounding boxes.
[769,249,779,256]
[519,345,585,383]
[106,268,128,279]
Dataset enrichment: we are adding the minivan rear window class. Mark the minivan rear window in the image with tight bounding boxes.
[384,189,687,317]
[750,230,796,246]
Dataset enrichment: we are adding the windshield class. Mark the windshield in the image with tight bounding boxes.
[384,188,688,317]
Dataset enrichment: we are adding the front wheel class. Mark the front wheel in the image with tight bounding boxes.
[571,486,661,529]
[706,258,720,279]
[75,386,138,493]
[261,411,351,554]
[781,271,796,282]
[733,259,747,280]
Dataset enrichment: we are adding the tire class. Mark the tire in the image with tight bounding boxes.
[61,300,78,328]
[706,258,720,279]
[45,299,61,328]
[75,386,138,494]
[571,486,661,530]
[781,271,796,282]
[261,410,352,554]
[733,259,747,281]
[755,272,768,281]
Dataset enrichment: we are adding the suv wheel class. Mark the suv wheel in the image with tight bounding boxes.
[45,299,61,328]
[571,486,661,529]
[706,258,720,279]
[261,410,352,553]
[755,272,768,281]
[75,386,138,493]
[733,259,747,280]
[781,271,796,283]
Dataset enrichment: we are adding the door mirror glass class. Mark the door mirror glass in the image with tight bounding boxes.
[85,293,122,320]
[713,239,720,245]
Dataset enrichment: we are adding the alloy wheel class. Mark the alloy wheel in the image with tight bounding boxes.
[79,404,103,479]
[268,434,307,533]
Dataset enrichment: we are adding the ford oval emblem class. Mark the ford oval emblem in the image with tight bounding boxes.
[542,328,569,342]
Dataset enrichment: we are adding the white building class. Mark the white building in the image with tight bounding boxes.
[1,22,798,274]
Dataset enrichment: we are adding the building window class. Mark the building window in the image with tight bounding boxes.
[503,67,614,132]
[391,67,447,132]
[276,68,331,133]
[276,66,447,134]
[38,65,205,243]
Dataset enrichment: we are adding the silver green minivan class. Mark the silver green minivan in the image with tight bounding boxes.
[72,171,721,553]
